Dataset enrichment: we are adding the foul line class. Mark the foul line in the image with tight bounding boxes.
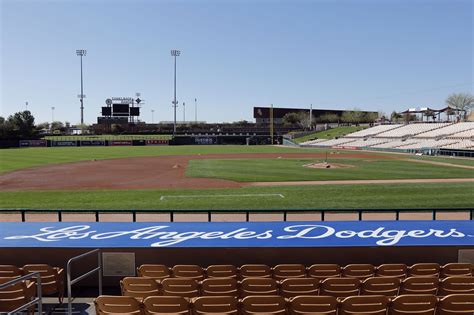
[160,193,285,201]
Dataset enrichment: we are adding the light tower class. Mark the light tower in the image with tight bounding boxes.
[171,49,180,134]
[51,106,55,123]
[76,49,87,125]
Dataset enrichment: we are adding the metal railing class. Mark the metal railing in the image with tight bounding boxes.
[1,207,473,222]
[66,249,102,315]
[0,272,42,315]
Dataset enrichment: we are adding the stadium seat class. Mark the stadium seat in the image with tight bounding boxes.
[339,295,389,315]
[440,263,473,278]
[388,294,437,315]
[438,276,474,296]
[307,264,341,280]
[0,265,22,277]
[279,278,320,298]
[142,296,189,315]
[436,294,474,314]
[22,264,64,303]
[239,264,272,279]
[408,263,440,277]
[272,264,306,280]
[137,264,171,280]
[0,276,35,314]
[192,296,238,315]
[241,295,287,315]
[240,278,279,297]
[206,265,238,279]
[342,264,376,279]
[95,295,142,315]
[161,278,199,299]
[399,277,439,295]
[289,295,338,315]
[120,277,161,301]
[376,264,408,278]
[361,277,400,297]
[320,277,360,297]
[200,278,238,296]
[172,265,205,281]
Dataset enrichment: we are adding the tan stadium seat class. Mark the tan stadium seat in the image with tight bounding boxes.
[408,263,440,277]
[307,264,341,280]
[239,264,272,279]
[400,277,439,295]
[289,295,337,315]
[161,278,199,299]
[436,294,474,314]
[280,278,319,298]
[95,295,142,315]
[361,277,400,297]
[206,265,238,279]
[143,296,190,315]
[200,278,238,296]
[22,264,64,303]
[192,296,238,315]
[388,294,437,315]
[241,295,287,315]
[440,263,473,278]
[339,295,389,315]
[0,265,22,278]
[376,264,407,278]
[438,276,474,296]
[120,277,161,301]
[240,278,279,297]
[272,264,306,280]
[172,265,205,281]
[320,277,360,298]
[342,264,376,280]
[137,264,171,281]
[0,276,35,314]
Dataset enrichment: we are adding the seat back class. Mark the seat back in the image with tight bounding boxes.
[240,278,279,297]
[409,263,440,277]
[438,276,474,296]
[342,264,375,280]
[206,265,238,279]
[192,296,238,315]
[440,263,473,278]
[289,295,337,315]
[280,278,319,298]
[161,278,199,298]
[121,277,160,300]
[307,264,341,280]
[137,264,171,280]
[239,264,272,279]
[376,264,407,278]
[143,296,190,315]
[400,277,439,295]
[361,277,400,297]
[0,265,22,278]
[241,295,286,315]
[272,264,306,280]
[320,277,360,297]
[22,264,62,295]
[94,295,142,315]
[172,265,205,281]
[389,294,437,315]
[339,295,389,315]
[200,278,238,296]
[437,294,474,315]
[0,277,32,313]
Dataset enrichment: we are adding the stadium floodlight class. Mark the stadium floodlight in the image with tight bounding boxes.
[76,49,87,124]
[51,106,55,122]
[171,49,181,134]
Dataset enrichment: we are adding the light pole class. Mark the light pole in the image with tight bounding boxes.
[76,49,87,125]
[183,102,186,123]
[51,106,55,123]
[195,98,197,123]
[171,49,180,134]
[25,101,28,111]
[151,109,155,123]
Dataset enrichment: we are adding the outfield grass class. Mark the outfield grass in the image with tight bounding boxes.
[0,182,473,210]
[186,158,474,181]
[293,126,366,143]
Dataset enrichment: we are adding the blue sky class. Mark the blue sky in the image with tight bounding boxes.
[1,0,472,124]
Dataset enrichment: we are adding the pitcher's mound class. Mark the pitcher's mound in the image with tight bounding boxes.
[303,162,354,169]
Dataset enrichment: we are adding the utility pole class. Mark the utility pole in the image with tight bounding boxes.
[195,98,197,123]
[76,49,87,125]
[51,106,55,123]
[25,101,28,111]
[270,104,274,144]
[183,102,186,123]
[151,109,155,123]
[171,49,181,134]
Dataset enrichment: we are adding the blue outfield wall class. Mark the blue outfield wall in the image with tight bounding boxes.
[0,221,473,248]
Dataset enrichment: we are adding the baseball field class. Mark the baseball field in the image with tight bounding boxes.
[0,145,473,210]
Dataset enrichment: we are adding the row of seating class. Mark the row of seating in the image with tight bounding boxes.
[121,276,474,300]
[137,263,473,281]
[95,294,474,315]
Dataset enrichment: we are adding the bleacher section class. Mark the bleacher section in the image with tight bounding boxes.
[301,122,474,151]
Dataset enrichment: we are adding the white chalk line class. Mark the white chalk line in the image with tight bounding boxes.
[160,193,285,201]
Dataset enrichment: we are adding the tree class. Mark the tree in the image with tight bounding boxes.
[50,121,64,132]
[341,111,356,124]
[445,93,474,120]
[282,112,300,125]
[390,111,402,122]
[319,113,339,124]
[9,111,37,138]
